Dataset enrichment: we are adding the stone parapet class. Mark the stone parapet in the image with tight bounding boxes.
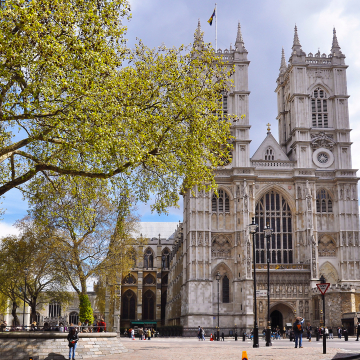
[0,332,128,360]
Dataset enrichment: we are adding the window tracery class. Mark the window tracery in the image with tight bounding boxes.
[316,189,333,213]
[311,87,328,128]
[144,248,154,269]
[143,274,156,285]
[255,191,293,264]
[212,189,230,213]
[122,274,136,285]
[211,234,232,258]
[222,275,230,303]
[162,248,170,269]
[122,290,136,319]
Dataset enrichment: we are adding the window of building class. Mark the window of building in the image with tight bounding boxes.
[144,248,154,269]
[222,275,230,303]
[144,274,156,285]
[143,290,155,320]
[255,191,293,264]
[122,274,136,285]
[265,147,274,160]
[316,189,333,213]
[314,298,320,320]
[69,312,79,325]
[122,290,136,320]
[212,189,230,213]
[162,248,170,270]
[48,302,61,318]
[311,87,328,128]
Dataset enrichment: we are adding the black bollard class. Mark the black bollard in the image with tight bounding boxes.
[344,330,348,341]
[235,332,238,341]
[316,332,320,341]
[243,332,246,341]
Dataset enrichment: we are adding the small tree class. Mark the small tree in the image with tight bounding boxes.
[79,294,94,324]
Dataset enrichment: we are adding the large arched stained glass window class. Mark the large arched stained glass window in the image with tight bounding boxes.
[255,191,293,264]
[122,290,136,320]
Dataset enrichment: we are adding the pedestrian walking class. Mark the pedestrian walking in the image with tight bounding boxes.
[329,327,333,339]
[138,327,143,340]
[197,326,201,341]
[306,323,312,342]
[338,327,342,339]
[201,327,206,341]
[293,316,304,348]
[67,327,79,360]
[356,322,360,341]
[131,328,135,340]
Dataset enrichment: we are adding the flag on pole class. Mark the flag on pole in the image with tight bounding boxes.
[208,9,215,26]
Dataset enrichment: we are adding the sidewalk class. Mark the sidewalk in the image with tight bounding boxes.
[81,337,360,360]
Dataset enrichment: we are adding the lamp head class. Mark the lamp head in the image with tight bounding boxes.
[216,271,220,281]
[320,275,326,284]
[248,217,258,234]
[263,223,273,237]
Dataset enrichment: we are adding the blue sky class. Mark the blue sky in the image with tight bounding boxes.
[2,0,360,234]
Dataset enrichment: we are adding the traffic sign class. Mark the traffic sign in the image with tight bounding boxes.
[316,283,330,295]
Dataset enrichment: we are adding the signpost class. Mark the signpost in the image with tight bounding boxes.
[256,290,268,297]
[316,278,330,354]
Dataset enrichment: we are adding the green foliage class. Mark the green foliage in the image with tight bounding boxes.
[79,294,94,324]
[0,0,232,214]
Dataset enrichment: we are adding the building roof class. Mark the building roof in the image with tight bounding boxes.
[136,222,180,240]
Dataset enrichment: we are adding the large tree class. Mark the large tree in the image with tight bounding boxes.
[27,175,142,322]
[0,0,233,213]
[0,220,72,324]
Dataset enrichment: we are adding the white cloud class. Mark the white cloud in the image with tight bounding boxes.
[0,222,20,237]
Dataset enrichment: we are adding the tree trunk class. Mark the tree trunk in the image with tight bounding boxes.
[11,301,19,326]
[30,296,37,324]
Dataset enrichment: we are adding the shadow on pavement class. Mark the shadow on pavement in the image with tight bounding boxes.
[332,353,360,359]
[44,353,67,360]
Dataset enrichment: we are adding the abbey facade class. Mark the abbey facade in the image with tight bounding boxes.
[165,23,360,334]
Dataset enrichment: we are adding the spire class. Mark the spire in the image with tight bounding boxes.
[293,24,301,47]
[290,24,305,62]
[279,47,287,74]
[235,22,246,52]
[330,27,342,57]
[194,19,204,49]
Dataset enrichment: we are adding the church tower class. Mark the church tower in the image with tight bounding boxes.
[166,23,360,335]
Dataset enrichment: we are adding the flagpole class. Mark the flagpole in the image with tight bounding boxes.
[215,3,217,51]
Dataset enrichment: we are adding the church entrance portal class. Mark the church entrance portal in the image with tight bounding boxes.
[270,310,283,330]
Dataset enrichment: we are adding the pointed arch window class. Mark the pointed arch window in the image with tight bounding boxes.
[311,87,328,128]
[316,189,333,213]
[222,275,230,303]
[162,248,170,269]
[122,290,136,320]
[255,191,293,264]
[144,248,154,269]
[143,274,156,285]
[143,290,155,320]
[122,274,136,285]
[212,189,230,213]
[265,147,274,160]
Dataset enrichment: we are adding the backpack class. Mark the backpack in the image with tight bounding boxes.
[293,322,303,333]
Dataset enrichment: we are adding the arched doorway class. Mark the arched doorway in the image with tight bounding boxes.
[270,310,283,330]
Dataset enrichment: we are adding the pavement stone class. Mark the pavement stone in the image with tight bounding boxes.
[79,337,360,360]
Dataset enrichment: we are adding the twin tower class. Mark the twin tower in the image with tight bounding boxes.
[166,22,360,334]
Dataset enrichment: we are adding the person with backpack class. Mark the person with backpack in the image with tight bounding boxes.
[293,316,304,348]
[67,327,79,360]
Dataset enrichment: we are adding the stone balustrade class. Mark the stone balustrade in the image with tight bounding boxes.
[0,332,128,360]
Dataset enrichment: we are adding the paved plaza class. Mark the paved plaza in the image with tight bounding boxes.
[81,336,360,360]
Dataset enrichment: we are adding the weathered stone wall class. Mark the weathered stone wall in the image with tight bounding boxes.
[0,332,128,360]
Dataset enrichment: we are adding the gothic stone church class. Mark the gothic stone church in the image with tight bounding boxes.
[165,23,360,334]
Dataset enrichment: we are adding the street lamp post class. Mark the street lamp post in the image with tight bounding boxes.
[264,223,273,347]
[22,268,28,329]
[216,271,220,341]
[249,217,259,348]
[320,275,326,354]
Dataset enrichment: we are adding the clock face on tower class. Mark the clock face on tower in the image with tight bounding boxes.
[313,148,334,168]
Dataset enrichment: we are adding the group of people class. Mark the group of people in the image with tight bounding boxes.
[124,327,155,340]
[197,326,206,341]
